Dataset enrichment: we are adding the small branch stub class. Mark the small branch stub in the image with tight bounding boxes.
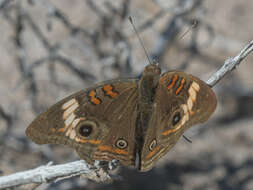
[206,40,253,87]
[0,160,112,189]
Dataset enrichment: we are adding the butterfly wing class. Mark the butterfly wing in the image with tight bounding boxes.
[26,79,138,166]
[139,71,217,171]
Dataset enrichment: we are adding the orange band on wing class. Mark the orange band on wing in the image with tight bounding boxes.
[57,128,66,133]
[88,90,101,105]
[167,75,179,90]
[76,138,101,145]
[50,128,56,132]
[147,146,161,159]
[103,85,119,98]
[176,78,185,95]
[162,124,182,136]
[98,145,128,155]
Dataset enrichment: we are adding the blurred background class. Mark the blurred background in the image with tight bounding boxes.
[0,0,253,189]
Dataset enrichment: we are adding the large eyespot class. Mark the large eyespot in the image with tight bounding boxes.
[172,112,181,126]
[78,121,96,137]
[149,139,157,151]
[115,139,128,149]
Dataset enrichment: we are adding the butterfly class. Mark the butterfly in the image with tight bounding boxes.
[26,61,216,172]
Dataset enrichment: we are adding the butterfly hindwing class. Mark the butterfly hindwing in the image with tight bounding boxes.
[26,63,217,171]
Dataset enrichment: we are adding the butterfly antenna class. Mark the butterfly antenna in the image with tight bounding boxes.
[129,16,153,65]
[178,20,198,40]
[183,135,192,143]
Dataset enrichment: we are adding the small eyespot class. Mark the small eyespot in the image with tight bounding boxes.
[149,139,157,151]
[172,112,181,126]
[79,123,93,137]
[115,139,128,149]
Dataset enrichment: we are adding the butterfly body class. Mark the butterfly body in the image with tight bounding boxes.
[26,63,216,172]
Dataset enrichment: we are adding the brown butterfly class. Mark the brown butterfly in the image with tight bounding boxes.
[26,61,216,172]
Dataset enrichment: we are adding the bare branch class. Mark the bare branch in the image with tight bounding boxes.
[0,39,252,189]
[206,40,253,87]
[0,1,252,189]
[0,161,112,189]
[0,0,13,10]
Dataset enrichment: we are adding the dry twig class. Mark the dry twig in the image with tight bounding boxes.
[0,39,252,189]
[0,0,252,189]
[206,40,253,87]
[0,161,111,189]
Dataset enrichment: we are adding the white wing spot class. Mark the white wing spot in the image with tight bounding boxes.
[61,99,79,135]
[187,98,193,110]
[64,112,75,126]
[62,99,77,110]
[181,113,189,125]
[63,102,79,120]
[190,89,197,101]
[66,127,71,137]
[180,104,190,125]
[187,82,200,112]
[188,87,196,101]
[72,118,81,129]
[178,81,200,127]
[70,130,76,139]
[182,104,188,114]
[192,82,200,91]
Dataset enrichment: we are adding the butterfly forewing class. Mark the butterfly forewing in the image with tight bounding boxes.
[26,79,139,166]
[138,71,217,171]
[26,63,217,171]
